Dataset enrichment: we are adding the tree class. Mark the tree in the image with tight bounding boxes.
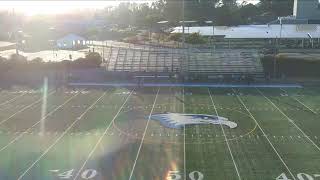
[72,52,102,68]
[258,0,294,18]
[215,5,243,26]
[185,32,207,44]
[239,3,260,24]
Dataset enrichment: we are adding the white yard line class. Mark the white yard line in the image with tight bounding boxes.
[208,88,241,180]
[183,87,186,180]
[73,88,135,180]
[280,88,317,114]
[257,88,320,152]
[0,93,79,152]
[17,92,106,180]
[128,87,160,180]
[233,89,296,180]
[0,92,26,106]
[0,91,55,126]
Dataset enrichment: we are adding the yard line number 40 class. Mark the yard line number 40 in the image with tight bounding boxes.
[276,172,320,180]
[49,169,97,179]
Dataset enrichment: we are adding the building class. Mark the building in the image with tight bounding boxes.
[172,24,320,39]
[0,41,15,51]
[56,34,87,49]
[274,0,320,24]
[172,24,320,48]
[294,0,320,21]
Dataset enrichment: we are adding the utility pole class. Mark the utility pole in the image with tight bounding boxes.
[12,8,19,55]
[205,20,214,55]
[182,0,185,49]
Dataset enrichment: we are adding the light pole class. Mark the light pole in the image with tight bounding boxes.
[279,17,283,44]
[274,18,283,78]
[182,0,185,49]
[14,31,19,55]
[157,20,169,47]
[205,20,214,54]
[49,27,56,60]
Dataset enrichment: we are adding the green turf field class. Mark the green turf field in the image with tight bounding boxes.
[0,86,320,180]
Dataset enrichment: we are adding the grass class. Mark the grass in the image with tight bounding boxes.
[0,86,320,179]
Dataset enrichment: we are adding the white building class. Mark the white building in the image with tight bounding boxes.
[56,34,87,49]
[172,24,320,39]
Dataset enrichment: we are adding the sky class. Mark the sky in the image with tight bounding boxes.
[0,1,154,16]
[0,0,260,16]
[238,0,259,5]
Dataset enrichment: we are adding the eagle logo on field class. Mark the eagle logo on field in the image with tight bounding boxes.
[150,113,237,129]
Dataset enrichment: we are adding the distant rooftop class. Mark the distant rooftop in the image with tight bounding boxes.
[0,41,15,48]
[172,24,320,39]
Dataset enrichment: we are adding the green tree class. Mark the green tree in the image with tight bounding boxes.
[239,3,260,24]
[185,32,207,44]
[258,0,294,18]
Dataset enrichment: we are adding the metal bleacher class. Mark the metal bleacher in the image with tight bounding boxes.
[104,47,183,73]
[187,49,264,76]
[102,45,264,77]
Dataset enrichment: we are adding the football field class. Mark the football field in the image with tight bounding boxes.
[0,86,320,180]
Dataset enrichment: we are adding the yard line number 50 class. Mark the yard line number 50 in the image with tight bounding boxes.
[167,170,204,180]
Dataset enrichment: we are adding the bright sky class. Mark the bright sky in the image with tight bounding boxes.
[0,0,260,16]
[0,1,153,16]
[238,0,259,5]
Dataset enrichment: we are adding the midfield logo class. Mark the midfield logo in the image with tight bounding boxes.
[150,113,237,129]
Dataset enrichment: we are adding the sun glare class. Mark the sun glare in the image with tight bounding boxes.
[0,1,140,16]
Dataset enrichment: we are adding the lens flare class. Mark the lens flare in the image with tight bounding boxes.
[40,76,48,136]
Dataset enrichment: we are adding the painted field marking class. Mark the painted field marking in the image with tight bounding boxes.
[208,88,241,180]
[128,88,160,180]
[48,169,59,173]
[17,92,107,180]
[257,88,320,153]
[0,91,55,126]
[73,88,135,180]
[183,87,186,180]
[0,92,26,106]
[233,89,296,180]
[280,88,317,115]
[0,93,80,152]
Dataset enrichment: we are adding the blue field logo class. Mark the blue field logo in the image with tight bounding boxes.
[150,113,237,129]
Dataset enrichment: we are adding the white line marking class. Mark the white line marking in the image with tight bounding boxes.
[0,93,79,153]
[0,91,55,126]
[17,92,106,180]
[257,88,320,152]
[233,89,296,180]
[48,169,59,173]
[72,89,135,180]
[280,88,317,114]
[0,92,26,106]
[128,88,160,180]
[208,88,241,180]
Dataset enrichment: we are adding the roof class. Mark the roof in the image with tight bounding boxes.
[172,24,320,39]
[57,34,86,42]
[0,41,15,48]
